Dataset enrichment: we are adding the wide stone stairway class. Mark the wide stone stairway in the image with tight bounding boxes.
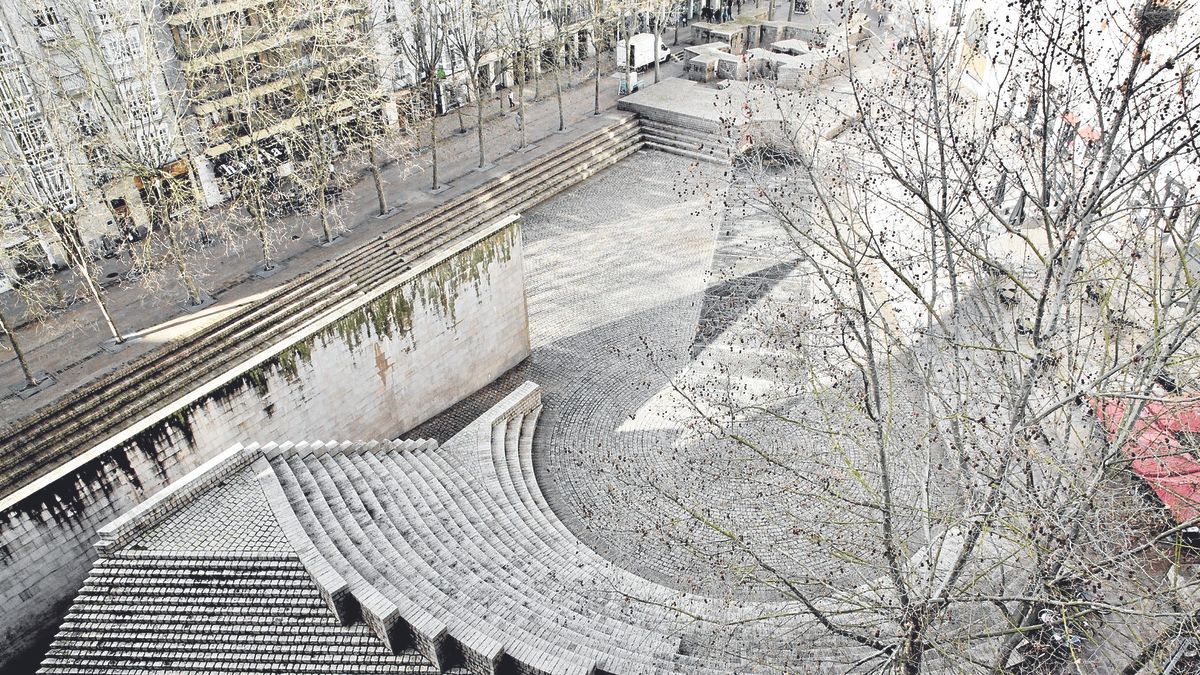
[254,383,799,674]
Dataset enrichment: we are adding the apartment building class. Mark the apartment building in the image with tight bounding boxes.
[0,0,191,291]
[162,0,394,203]
[0,0,596,293]
[0,20,75,292]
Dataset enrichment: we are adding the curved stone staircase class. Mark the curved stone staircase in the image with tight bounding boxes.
[254,383,797,675]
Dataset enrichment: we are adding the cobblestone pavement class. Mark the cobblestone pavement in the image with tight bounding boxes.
[134,467,291,553]
[408,152,925,600]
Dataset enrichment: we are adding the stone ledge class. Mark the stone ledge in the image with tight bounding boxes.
[94,442,262,554]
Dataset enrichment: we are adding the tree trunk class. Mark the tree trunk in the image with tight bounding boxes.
[475,80,486,167]
[0,307,39,389]
[620,14,631,94]
[47,273,66,309]
[63,243,121,342]
[554,48,565,131]
[517,66,527,148]
[429,79,440,190]
[593,26,601,115]
[317,180,333,243]
[51,214,123,338]
[533,55,541,100]
[654,30,662,83]
[85,271,121,342]
[787,0,793,22]
[767,0,775,21]
[674,14,680,46]
[369,145,387,215]
[165,222,203,305]
[252,196,273,271]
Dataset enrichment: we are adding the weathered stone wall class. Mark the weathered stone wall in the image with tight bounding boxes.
[0,219,530,672]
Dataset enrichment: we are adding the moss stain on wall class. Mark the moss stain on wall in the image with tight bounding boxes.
[2,222,520,529]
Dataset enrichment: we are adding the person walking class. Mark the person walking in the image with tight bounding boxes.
[507,90,515,110]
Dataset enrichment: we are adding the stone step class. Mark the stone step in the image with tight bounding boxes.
[403,446,671,673]
[304,454,457,668]
[247,385,793,674]
[345,449,611,675]
[633,110,722,136]
[271,452,414,651]
[288,451,453,664]
[374,447,648,673]
[638,117,732,167]
[416,424,685,672]
[352,451,516,674]
[641,129,727,157]
[640,119,730,146]
[643,140,730,166]
[269,428,679,673]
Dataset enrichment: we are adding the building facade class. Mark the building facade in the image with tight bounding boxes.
[0,0,595,293]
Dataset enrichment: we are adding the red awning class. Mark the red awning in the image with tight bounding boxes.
[1091,396,1200,524]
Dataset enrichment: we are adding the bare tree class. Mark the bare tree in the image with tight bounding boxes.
[447,0,502,168]
[646,0,672,83]
[604,1,1200,672]
[539,0,580,132]
[501,0,540,149]
[397,0,450,190]
[40,0,212,306]
[0,290,41,389]
[582,0,612,115]
[0,3,125,339]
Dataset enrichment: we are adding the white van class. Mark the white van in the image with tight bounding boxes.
[615,33,671,71]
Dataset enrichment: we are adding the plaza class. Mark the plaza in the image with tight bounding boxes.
[3,1,1200,673]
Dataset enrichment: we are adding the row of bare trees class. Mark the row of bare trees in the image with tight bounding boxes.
[1,0,664,393]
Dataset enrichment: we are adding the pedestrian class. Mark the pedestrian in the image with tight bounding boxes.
[701,6,710,22]
[515,110,523,130]
[507,91,515,109]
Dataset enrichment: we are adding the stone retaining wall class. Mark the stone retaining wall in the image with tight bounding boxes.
[0,217,530,673]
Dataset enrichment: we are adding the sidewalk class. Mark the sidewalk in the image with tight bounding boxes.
[0,54,685,425]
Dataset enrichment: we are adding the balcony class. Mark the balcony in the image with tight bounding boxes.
[163,0,274,26]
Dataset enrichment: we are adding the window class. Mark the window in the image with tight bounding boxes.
[30,161,73,202]
[120,81,162,125]
[33,4,61,29]
[88,0,114,30]
[77,108,102,138]
[9,120,53,154]
[135,124,169,157]
[0,71,37,118]
[102,29,146,67]
[0,24,19,65]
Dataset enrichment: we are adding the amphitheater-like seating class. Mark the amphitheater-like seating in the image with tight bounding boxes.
[255,382,787,675]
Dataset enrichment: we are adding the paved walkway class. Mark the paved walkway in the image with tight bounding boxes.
[0,57,684,425]
[405,149,924,600]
